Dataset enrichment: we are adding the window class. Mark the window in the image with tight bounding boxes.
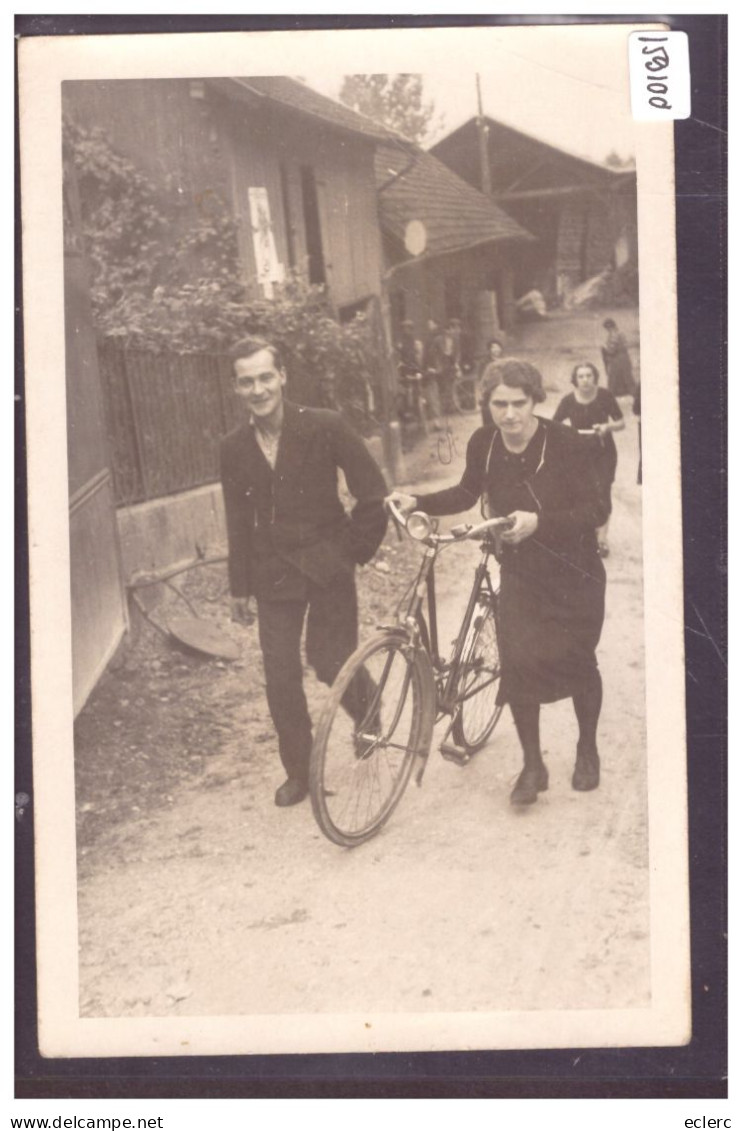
[279,163,296,270]
[300,165,326,286]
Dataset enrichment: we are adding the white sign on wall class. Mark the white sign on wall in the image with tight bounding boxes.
[248,186,285,298]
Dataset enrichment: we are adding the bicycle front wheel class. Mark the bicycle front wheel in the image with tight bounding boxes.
[451,598,504,753]
[310,633,428,847]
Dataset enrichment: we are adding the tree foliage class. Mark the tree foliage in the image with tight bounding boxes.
[65,116,244,345]
[604,150,635,170]
[338,74,442,144]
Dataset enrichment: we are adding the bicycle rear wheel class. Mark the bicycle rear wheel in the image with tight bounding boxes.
[310,633,428,847]
[451,597,504,753]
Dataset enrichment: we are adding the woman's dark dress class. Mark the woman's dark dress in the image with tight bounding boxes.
[416,419,607,706]
[553,388,623,514]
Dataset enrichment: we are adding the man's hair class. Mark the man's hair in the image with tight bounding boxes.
[602,318,617,330]
[570,361,600,386]
[480,358,547,406]
[229,335,283,369]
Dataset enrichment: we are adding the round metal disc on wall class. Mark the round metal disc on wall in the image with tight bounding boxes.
[404,219,427,257]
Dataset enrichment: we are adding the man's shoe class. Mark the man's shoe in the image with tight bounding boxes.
[274,778,309,807]
[572,748,600,791]
[510,763,549,806]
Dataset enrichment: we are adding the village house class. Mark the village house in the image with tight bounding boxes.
[430,115,637,308]
[64,76,402,316]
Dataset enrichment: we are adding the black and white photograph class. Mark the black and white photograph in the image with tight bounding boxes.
[18,22,693,1060]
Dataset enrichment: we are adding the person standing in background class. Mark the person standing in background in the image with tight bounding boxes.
[553,362,625,558]
[633,381,642,485]
[601,318,636,398]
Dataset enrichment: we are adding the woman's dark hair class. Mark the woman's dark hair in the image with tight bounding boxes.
[480,358,546,408]
[570,361,600,387]
[229,335,283,370]
[602,318,617,331]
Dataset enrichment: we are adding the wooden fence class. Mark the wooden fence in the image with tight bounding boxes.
[97,343,239,506]
[97,338,391,506]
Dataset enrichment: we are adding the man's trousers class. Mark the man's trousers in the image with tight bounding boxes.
[256,569,372,784]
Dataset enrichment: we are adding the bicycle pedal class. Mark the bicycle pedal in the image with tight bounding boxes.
[439,742,471,767]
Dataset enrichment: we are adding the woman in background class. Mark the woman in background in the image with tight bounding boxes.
[553,362,625,557]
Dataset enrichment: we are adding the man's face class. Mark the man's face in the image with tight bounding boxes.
[233,349,286,420]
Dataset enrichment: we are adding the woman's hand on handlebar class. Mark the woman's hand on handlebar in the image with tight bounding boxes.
[385,490,418,518]
[501,510,539,545]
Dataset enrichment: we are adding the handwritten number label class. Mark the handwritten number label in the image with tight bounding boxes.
[629,31,691,120]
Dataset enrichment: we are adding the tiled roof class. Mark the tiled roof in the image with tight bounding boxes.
[224,76,400,142]
[431,115,636,182]
[376,144,532,259]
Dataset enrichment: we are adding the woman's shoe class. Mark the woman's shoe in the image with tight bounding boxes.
[510,763,549,805]
[572,748,600,791]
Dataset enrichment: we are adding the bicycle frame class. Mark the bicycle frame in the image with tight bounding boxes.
[395,543,495,708]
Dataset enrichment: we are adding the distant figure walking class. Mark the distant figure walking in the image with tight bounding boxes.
[633,382,642,485]
[553,362,625,558]
[601,318,636,397]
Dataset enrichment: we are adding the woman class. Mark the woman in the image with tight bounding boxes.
[601,318,636,397]
[484,337,505,365]
[553,362,625,557]
[388,359,608,807]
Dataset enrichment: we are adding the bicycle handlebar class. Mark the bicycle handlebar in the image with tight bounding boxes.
[386,498,515,546]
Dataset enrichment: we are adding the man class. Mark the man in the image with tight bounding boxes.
[395,319,442,431]
[220,336,388,807]
[395,319,418,375]
[425,318,459,415]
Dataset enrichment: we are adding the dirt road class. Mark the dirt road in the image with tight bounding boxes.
[76,345,648,1022]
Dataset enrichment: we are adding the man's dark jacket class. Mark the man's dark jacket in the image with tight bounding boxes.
[219,402,388,601]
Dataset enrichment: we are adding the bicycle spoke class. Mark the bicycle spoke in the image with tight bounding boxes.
[452,602,504,752]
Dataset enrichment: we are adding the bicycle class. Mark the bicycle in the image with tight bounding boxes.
[451,364,479,414]
[309,501,515,847]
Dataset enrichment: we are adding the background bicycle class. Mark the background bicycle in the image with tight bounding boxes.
[451,363,479,414]
[309,502,514,846]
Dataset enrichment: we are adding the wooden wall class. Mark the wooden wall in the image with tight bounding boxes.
[64,147,127,715]
[220,96,384,309]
